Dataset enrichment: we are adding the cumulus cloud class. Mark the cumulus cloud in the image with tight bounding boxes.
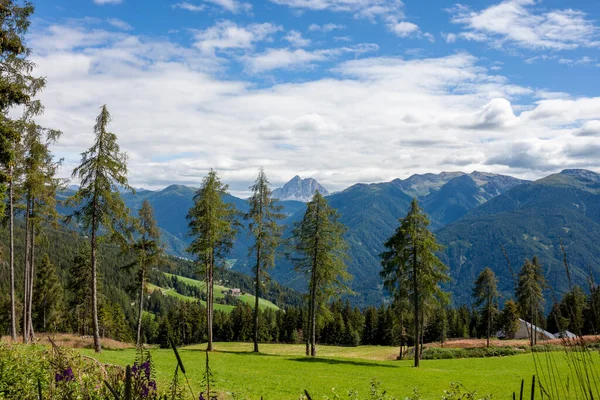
[448,0,599,51]
[244,44,378,72]
[203,0,252,13]
[193,21,281,55]
[283,30,311,47]
[574,120,600,137]
[27,21,600,195]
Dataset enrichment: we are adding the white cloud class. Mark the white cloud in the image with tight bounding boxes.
[386,19,433,41]
[172,2,206,11]
[284,30,311,47]
[107,18,133,31]
[388,21,419,37]
[244,44,378,72]
[28,21,600,194]
[308,23,344,32]
[270,0,403,20]
[193,21,281,54]
[449,0,600,51]
[203,0,252,13]
[93,0,123,4]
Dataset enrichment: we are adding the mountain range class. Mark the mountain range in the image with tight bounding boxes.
[58,169,600,307]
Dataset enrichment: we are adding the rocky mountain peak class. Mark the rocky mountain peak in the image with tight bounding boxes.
[272,176,329,202]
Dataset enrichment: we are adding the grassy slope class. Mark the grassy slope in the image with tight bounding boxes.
[146,283,235,312]
[164,272,280,310]
[81,342,596,399]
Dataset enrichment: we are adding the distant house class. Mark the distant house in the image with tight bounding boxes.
[554,330,577,339]
[497,318,555,340]
[226,288,241,297]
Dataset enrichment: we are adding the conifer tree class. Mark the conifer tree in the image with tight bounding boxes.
[472,267,498,348]
[33,253,63,332]
[516,257,546,346]
[380,199,449,367]
[246,168,284,352]
[0,0,46,342]
[187,169,238,351]
[499,300,520,339]
[67,105,132,353]
[20,115,62,343]
[128,200,164,346]
[292,191,350,357]
[67,244,93,336]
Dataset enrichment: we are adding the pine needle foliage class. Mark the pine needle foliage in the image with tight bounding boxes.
[380,198,449,367]
[66,105,133,353]
[292,191,350,357]
[186,169,238,351]
[246,168,284,353]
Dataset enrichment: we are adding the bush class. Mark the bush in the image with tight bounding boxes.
[420,346,521,360]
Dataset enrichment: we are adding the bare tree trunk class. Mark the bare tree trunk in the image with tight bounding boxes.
[28,215,35,342]
[305,302,310,356]
[22,199,31,343]
[136,268,145,346]
[9,171,16,341]
[91,223,102,353]
[310,276,317,357]
[398,308,404,360]
[253,243,261,353]
[486,292,491,348]
[207,251,214,352]
[413,247,420,368]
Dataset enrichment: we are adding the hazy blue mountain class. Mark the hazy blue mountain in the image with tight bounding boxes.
[56,170,600,307]
[437,169,600,305]
[272,175,329,202]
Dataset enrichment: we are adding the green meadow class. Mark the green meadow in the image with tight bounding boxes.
[80,342,593,399]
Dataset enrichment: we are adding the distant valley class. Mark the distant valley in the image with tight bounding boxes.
[59,170,600,307]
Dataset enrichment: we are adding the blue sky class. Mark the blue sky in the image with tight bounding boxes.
[29,0,600,194]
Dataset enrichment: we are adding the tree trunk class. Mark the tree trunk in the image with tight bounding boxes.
[309,276,317,357]
[91,224,102,353]
[253,243,261,353]
[486,291,491,348]
[136,268,145,346]
[398,308,404,360]
[305,303,310,356]
[207,250,214,352]
[28,217,35,342]
[413,246,420,368]
[23,199,31,344]
[9,171,16,341]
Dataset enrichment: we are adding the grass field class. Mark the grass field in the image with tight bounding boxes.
[79,342,598,399]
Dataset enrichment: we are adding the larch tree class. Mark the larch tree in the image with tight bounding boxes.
[128,199,164,346]
[380,198,450,368]
[0,0,45,342]
[20,115,62,343]
[472,267,499,348]
[516,257,546,346]
[292,191,350,357]
[187,169,238,351]
[32,253,63,332]
[246,168,284,353]
[66,105,133,353]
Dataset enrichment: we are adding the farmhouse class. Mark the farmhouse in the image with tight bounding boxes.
[226,288,241,297]
[497,318,555,340]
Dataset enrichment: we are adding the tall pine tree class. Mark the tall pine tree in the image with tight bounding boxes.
[380,199,449,367]
[187,169,238,351]
[472,267,498,348]
[66,105,132,353]
[33,253,63,332]
[128,200,164,346]
[292,191,350,357]
[0,0,46,342]
[246,168,284,353]
[516,257,546,346]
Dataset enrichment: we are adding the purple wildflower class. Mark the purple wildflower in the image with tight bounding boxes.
[55,373,63,382]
